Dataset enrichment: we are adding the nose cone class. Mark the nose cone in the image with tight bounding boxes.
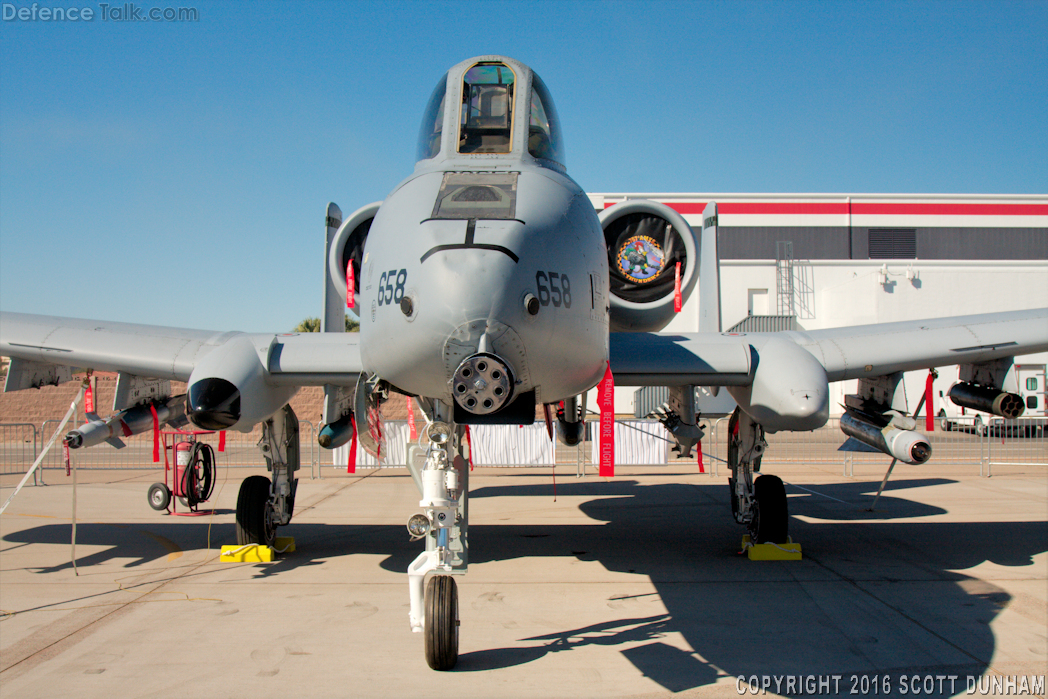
[187,378,241,430]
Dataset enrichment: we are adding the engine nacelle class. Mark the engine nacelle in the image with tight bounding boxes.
[187,335,297,433]
[948,382,1025,419]
[327,202,382,311]
[840,412,932,465]
[598,199,699,332]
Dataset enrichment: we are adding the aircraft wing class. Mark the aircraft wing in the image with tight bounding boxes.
[784,308,1048,382]
[0,311,363,387]
[611,308,1048,386]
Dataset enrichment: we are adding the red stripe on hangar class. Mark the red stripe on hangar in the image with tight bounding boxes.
[603,202,1048,216]
[849,203,1048,216]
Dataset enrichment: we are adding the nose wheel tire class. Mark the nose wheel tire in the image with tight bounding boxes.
[424,574,459,671]
[751,474,788,544]
[236,475,276,547]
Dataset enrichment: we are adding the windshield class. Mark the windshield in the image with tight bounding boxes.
[528,73,565,165]
[416,72,448,161]
[458,63,515,154]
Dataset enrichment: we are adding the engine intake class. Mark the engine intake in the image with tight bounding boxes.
[328,202,382,311]
[598,199,699,332]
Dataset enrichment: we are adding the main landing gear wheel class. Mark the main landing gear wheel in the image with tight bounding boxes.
[424,575,459,671]
[236,475,276,547]
[752,474,788,544]
[147,482,171,511]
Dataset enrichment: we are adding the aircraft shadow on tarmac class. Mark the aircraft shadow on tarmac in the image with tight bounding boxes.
[450,477,1045,692]
[4,477,1045,694]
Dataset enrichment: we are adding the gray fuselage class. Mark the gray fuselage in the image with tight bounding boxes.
[358,56,609,411]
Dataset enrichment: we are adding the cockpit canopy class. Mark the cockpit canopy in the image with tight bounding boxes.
[459,63,514,154]
[416,58,565,167]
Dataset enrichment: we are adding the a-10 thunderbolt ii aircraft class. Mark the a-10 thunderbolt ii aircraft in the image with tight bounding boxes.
[2,55,1046,670]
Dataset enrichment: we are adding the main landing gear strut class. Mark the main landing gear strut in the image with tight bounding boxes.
[405,402,468,671]
[235,405,300,547]
[727,407,788,544]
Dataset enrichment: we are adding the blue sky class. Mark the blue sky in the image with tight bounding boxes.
[2,0,1045,332]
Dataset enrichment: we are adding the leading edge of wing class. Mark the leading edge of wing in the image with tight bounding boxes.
[0,311,230,380]
[612,308,1048,386]
[787,307,1048,381]
[0,311,364,385]
[609,332,755,386]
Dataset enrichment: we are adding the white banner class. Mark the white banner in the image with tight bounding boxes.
[333,421,413,468]
[470,423,555,465]
[332,420,669,468]
[331,421,556,467]
[590,420,669,465]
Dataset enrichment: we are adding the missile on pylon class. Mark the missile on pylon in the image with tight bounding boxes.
[555,416,584,446]
[64,396,187,449]
[318,411,356,449]
[839,410,932,465]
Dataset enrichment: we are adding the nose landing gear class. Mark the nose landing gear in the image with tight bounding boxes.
[405,414,469,671]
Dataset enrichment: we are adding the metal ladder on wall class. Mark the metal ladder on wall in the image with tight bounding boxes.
[776,241,795,317]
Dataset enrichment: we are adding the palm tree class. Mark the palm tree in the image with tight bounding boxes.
[293,317,322,332]
[294,316,359,332]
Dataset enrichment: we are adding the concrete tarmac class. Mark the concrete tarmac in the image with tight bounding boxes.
[1,464,1045,698]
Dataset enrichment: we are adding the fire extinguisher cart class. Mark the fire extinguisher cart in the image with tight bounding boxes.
[147,430,218,516]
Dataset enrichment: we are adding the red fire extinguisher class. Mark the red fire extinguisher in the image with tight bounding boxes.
[174,441,193,497]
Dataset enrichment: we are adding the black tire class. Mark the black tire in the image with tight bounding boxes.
[938,410,952,432]
[424,575,459,671]
[236,475,275,547]
[752,474,788,544]
[148,482,171,511]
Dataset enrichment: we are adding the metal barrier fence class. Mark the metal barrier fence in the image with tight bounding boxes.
[0,423,43,484]
[1,415,1043,480]
[0,420,319,477]
[554,416,1043,477]
[697,416,1045,476]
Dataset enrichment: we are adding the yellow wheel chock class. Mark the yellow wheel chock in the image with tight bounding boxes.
[741,535,802,561]
[220,536,296,562]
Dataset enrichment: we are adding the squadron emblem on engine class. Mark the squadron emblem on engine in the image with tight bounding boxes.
[617,235,665,283]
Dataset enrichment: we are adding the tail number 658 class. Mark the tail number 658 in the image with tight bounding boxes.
[535,272,571,308]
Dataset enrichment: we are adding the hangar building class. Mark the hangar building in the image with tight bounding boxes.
[589,192,1048,420]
